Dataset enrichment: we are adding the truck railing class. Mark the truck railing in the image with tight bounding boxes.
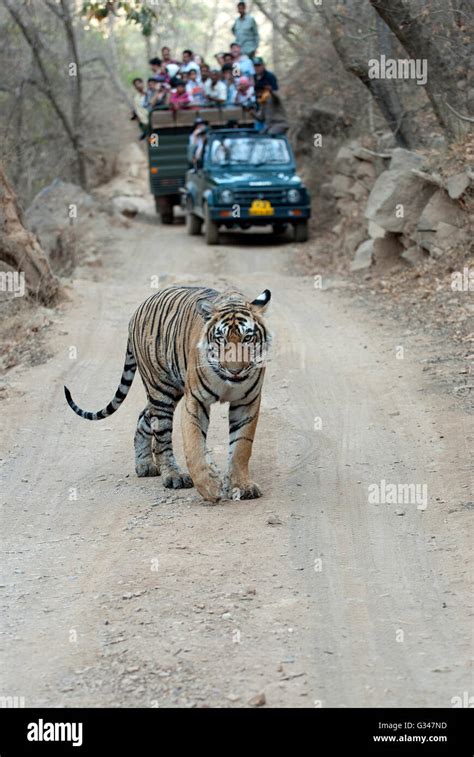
[150,104,255,130]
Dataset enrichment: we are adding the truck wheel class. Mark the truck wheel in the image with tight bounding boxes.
[204,204,219,245]
[294,220,309,243]
[155,196,173,225]
[187,211,202,236]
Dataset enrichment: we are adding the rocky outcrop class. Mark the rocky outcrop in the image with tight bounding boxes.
[329,140,472,271]
[25,179,95,265]
[94,142,152,217]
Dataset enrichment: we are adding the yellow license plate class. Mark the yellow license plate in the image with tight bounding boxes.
[249,199,274,216]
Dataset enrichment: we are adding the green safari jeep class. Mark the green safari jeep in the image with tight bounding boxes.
[147,106,254,224]
[183,129,311,245]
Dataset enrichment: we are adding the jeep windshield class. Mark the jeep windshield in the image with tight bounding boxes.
[209,136,291,167]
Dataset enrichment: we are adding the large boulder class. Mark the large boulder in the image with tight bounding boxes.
[368,221,386,239]
[414,189,468,256]
[111,195,152,217]
[365,169,437,233]
[331,173,353,198]
[334,145,356,177]
[25,179,95,261]
[350,239,374,271]
[114,142,147,178]
[417,189,466,232]
[401,245,426,265]
[343,227,367,257]
[389,148,426,172]
[446,172,471,200]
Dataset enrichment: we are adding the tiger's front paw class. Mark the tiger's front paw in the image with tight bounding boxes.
[231,480,262,500]
[163,472,194,489]
[194,472,224,504]
[136,462,159,477]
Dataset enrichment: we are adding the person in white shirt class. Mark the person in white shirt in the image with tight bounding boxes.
[185,69,205,105]
[180,49,202,82]
[235,76,255,107]
[230,42,255,80]
[204,69,227,106]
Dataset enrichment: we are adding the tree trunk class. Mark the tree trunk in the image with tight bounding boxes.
[0,166,61,305]
[60,0,87,189]
[4,0,89,189]
[369,0,472,141]
[323,6,413,147]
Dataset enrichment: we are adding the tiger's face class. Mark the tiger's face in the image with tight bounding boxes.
[198,290,271,381]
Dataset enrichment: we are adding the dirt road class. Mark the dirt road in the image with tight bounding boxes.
[1,205,472,708]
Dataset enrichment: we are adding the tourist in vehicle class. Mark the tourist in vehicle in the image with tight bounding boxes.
[231,1,259,58]
[161,46,178,65]
[253,57,278,93]
[169,78,191,110]
[193,128,208,167]
[144,78,157,109]
[200,63,211,84]
[180,50,201,81]
[230,42,255,79]
[253,83,288,135]
[188,117,208,163]
[222,64,237,105]
[235,76,255,107]
[186,69,206,106]
[165,62,180,80]
[149,58,171,85]
[204,69,227,106]
[149,57,162,77]
[147,80,169,109]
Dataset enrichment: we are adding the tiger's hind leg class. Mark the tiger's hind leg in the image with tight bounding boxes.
[149,394,193,490]
[135,408,159,477]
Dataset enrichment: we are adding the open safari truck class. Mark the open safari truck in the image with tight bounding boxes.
[147,105,254,224]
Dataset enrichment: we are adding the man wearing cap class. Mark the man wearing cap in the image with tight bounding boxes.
[232,1,259,58]
[254,57,278,93]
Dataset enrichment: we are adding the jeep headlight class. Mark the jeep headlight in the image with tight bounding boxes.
[219,189,234,204]
[287,188,301,204]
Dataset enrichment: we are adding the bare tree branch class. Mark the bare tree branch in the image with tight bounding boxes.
[253,0,301,52]
[445,101,474,124]
[3,0,76,146]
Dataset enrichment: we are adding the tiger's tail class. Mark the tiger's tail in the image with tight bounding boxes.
[64,340,137,421]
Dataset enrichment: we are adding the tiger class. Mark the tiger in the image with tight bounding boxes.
[64,286,272,503]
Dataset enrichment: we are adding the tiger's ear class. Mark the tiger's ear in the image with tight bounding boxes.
[197,298,214,321]
[251,289,271,313]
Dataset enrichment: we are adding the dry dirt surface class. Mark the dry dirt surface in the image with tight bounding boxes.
[0,203,472,708]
